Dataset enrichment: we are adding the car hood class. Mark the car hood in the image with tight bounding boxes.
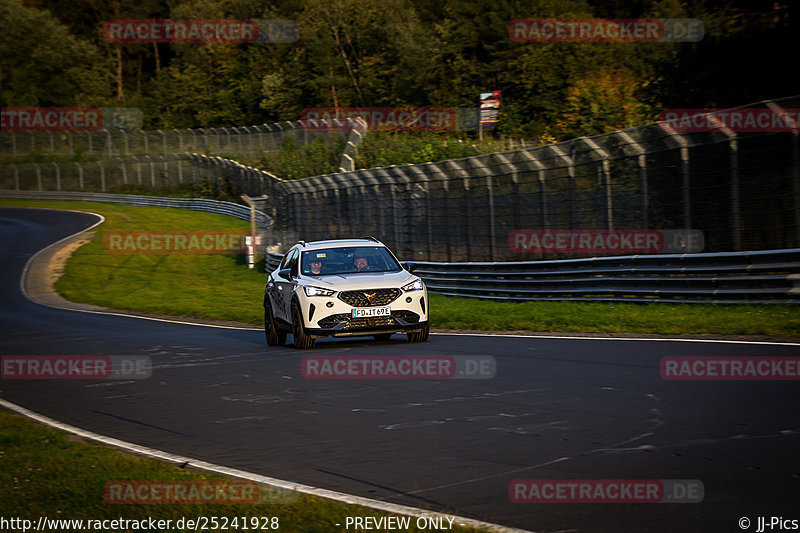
[301,270,417,291]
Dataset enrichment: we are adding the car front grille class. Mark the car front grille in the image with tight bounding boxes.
[316,310,419,330]
[338,288,401,307]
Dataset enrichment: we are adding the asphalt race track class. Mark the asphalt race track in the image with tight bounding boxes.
[1,206,799,532]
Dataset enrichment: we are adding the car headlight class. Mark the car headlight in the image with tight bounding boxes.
[304,286,335,297]
[402,279,424,292]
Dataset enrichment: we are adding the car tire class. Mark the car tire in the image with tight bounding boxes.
[264,301,287,346]
[406,322,429,342]
[291,301,316,349]
[373,333,393,341]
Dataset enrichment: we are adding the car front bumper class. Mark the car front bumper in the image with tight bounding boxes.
[300,290,428,338]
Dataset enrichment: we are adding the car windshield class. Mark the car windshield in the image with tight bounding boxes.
[301,246,401,275]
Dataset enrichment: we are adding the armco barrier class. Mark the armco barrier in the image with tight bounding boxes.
[266,248,800,304]
[0,190,271,228]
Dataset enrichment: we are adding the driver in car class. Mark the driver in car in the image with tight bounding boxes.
[354,255,369,271]
[309,259,324,275]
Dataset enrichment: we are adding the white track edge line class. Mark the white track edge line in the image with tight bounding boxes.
[432,332,800,346]
[0,398,532,533]
[18,208,105,297]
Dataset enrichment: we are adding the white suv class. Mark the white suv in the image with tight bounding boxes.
[263,237,429,348]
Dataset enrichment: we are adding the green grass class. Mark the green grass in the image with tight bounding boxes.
[429,295,800,337]
[0,411,484,532]
[1,199,266,324]
[1,198,799,337]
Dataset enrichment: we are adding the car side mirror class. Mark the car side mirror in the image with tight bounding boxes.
[278,268,293,281]
[403,262,418,273]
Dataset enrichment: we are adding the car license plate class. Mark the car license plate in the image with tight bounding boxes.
[352,307,390,318]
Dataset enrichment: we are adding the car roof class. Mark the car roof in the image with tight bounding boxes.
[296,239,386,251]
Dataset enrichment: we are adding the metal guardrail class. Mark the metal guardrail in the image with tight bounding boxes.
[0,190,271,228]
[265,248,800,304]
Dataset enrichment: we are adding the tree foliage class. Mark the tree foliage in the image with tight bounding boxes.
[3,0,795,139]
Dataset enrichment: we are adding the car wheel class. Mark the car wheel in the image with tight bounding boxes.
[291,301,316,349]
[373,333,393,341]
[406,322,429,342]
[264,301,287,346]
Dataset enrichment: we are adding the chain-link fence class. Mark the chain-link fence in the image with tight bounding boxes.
[0,120,353,161]
[266,96,800,260]
[3,97,798,261]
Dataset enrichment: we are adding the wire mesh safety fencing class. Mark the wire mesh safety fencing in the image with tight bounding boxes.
[3,97,799,264]
[0,154,265,195]
[270,95,800,261]
[0,120,355,161]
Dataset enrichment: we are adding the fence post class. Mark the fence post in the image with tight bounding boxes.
[444,179,451,262]
[147,156,155,188]
[36,164,42,191]
[580,137,613,229]
[334,187,342,237]
[159,130,167,156]
[549,144,577,228]
[100,160,106,191]
[302,191,310,239]
[120,158,127,185]
[67,131,74,157]
[105,129,113,158]
[681,146,691,231]
[375,184,385,243]
[469,158,495,261]
[517,150,548,229]
[177,155,183,184]
[75,162,84,190]
[767,101,800,246]
[445,161,472,260]
[719,127,741,250]
[53,162,61,191]
[13,164,19,190]
[660,127,692,231]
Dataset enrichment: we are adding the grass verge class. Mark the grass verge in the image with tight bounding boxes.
[0,411,484,532]
[1,198,799,337]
